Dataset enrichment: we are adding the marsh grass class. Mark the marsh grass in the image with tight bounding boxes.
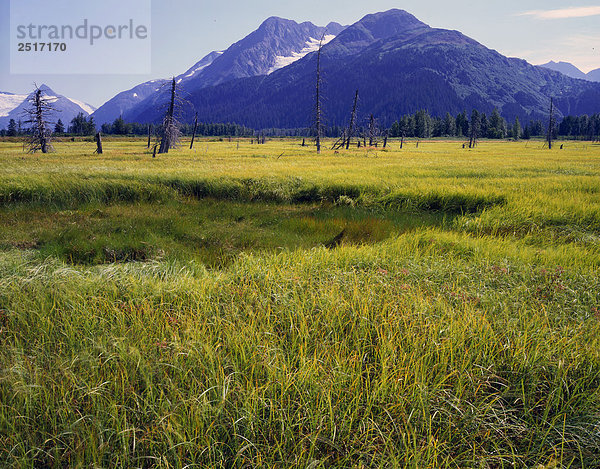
[0,139,599,467]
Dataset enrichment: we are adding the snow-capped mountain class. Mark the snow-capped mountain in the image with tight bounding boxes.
[94,17,345,125]
[179,17,345,88]
[130,9,600,128]
[0,85,95,130]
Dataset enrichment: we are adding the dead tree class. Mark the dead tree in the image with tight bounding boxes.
[314,34,325,154]
[95,132,103,154]
[190,113,199,149]
[158,78,182,154]
[22,86,55,153]
[346,90,359,149]
[368,114,376,146]
[547,97,555,150]
[332,129,347,150]
[332,90,359,150]
[147,124,152,148]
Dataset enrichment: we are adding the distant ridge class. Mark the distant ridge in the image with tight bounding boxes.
[539,61,600,83]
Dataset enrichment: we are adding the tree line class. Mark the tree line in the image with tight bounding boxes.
[2,110,600,141]
[1,114,254,138]
[386,109,600,140]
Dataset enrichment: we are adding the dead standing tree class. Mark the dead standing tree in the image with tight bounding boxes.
[313,34,326,154]
[368,114,379,146]
[158,78,182,154]
[95,132,103,154]
[332,89,359,150]
[190,113,199,150]
[22,86,55,153]
[547,97,555,150]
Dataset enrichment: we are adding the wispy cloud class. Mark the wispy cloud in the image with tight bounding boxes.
[518,6,600,19]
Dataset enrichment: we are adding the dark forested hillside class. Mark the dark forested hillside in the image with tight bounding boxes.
[124,9,600,129]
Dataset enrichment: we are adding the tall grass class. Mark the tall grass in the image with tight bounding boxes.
[0,139,599,467]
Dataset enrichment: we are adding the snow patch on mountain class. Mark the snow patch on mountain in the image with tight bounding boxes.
[67,98,96,115]
[268,35,336,74]
[0,93,28,117]
[185,51,224,78]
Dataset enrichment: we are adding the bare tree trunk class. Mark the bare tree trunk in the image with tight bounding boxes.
[95,132,103,154]
[369,114,375,146]
[345,90,359,150]
[314,34,325,154]
[159,78,177,154]
[548,97,554,150]
[190,113,198,150]
[147,124,152,149]
[36,92,49,153]
[24,87,55,154]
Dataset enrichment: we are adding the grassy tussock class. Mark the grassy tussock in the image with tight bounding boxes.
[0,240,599,467]
[0,139,599,467]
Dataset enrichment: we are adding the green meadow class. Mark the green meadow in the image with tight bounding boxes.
[0,138,599,467]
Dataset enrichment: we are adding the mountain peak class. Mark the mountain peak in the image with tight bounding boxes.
[323,9,429,57]
[325,22,346,35]
[37,84,57,95]
[539,61,587,80]
[356,9,429,35]
[259,16,298,29]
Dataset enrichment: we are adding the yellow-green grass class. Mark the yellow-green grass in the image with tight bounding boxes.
[0,139,599,467]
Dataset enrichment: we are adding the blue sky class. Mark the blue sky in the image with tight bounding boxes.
[1,0,599,107]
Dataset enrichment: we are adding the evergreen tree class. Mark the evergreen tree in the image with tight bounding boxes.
[455,111,469,137]
[85,116,96,136]
[69,113,96,136]
[530,120,544,136]
[479,113,489,138]
[469,109,481,148]
[443,112,456,137]
[7,119,17,137]
[54,119,65,134]
[69,113,87,135]
[512,117,521,141]
[487,108,506,139]
[112,116,129,135]
[414,110,431,138]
